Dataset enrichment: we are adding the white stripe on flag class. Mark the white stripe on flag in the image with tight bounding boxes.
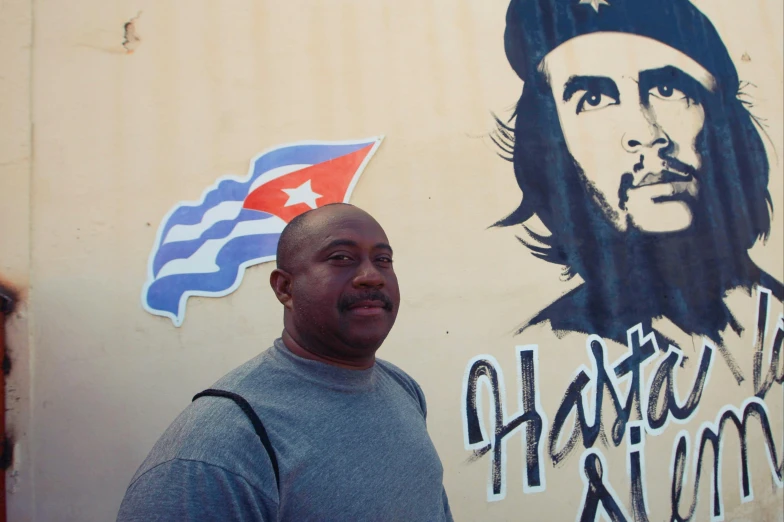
[156,216,287,279]
[163,201,244,245]
[248,164,310,194]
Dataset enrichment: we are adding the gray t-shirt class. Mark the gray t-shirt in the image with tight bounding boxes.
[117,339,453,521]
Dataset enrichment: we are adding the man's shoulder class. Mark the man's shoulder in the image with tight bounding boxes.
[375,358,427,414]
[130,392,271,486]
[128,346,284,490]
[118,457,275,522]
[209,344,280,391]
[375,358,421,389]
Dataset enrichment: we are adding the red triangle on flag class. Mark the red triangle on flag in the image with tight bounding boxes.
[242,144,375,223]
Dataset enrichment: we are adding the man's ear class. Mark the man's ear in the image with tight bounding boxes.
[270,269,294,309]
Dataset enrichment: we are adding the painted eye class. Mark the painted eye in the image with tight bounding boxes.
[649,84,688,101]
[576,91,618,113]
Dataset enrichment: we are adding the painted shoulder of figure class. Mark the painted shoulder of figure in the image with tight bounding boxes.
[758,270,784,301]
[521,285,619,340]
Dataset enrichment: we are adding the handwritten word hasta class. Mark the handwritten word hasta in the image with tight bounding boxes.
[461,288,784,520]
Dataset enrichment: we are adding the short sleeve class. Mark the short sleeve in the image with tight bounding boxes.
[377,360,429,418]
[412,379,428,419]
[116,458,276,522]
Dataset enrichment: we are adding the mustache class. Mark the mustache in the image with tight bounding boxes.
[618,154,699,210]
[338,291,394,312]
[660,153,698,179]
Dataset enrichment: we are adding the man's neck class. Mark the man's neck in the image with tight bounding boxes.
[281,330,376,370]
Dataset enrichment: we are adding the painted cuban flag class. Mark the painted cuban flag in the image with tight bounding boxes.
[142,137,384,326]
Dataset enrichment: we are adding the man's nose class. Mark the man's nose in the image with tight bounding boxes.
[621,105,669,153]
[352,259,385,288]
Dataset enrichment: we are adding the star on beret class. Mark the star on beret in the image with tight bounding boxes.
[579,0,610,13]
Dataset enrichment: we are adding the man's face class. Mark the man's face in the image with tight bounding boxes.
[541,33,717,234]
[287,207,400,356]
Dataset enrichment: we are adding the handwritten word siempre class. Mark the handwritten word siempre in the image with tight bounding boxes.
[462,289,784,520]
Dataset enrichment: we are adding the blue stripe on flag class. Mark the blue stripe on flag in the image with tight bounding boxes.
[145,232,281,320]
[152,209,272,277]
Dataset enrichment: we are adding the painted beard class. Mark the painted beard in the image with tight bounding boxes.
[567,156,751,302]
[576,153,702,236]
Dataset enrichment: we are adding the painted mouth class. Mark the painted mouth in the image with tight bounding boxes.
[634,170,693,188]
[619,165,696,210]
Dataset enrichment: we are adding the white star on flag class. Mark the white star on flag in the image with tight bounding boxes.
[579,0,610,13]
[282,179,323,209]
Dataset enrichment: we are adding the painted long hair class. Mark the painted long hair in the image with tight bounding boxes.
[493,69,773,287]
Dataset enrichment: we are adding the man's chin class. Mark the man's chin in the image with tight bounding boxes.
[340,326,394,353]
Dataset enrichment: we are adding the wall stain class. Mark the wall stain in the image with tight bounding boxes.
[123,12,142,54]
[0,282,17,473]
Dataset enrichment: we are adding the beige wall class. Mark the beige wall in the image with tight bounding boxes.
[1,0,781,520]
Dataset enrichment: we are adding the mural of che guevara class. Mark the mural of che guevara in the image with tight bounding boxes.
[495,0,783,351]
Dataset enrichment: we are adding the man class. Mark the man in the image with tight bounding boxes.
[495,0,783,348]
[117,203,453,521]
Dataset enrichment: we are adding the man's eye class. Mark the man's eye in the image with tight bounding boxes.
[649,84,688,101]
[377,256,393,264]
[328,254,352,261]
[575,91,618,114]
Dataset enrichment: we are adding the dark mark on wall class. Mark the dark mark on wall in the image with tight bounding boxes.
[0,434,12,470]
[0,284,16,471]
[123,12,142,54]
[0,283,16,377]
[0,286,15,316]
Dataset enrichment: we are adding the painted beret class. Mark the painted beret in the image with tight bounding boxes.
[504,0,739,92]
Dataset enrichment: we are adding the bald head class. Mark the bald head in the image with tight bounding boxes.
[276,203,377,273]
[269,203,400,365]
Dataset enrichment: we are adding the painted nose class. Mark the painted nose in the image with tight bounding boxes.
[621,106,669,153]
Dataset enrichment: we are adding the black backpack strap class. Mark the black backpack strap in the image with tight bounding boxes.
[192,388,280,490]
